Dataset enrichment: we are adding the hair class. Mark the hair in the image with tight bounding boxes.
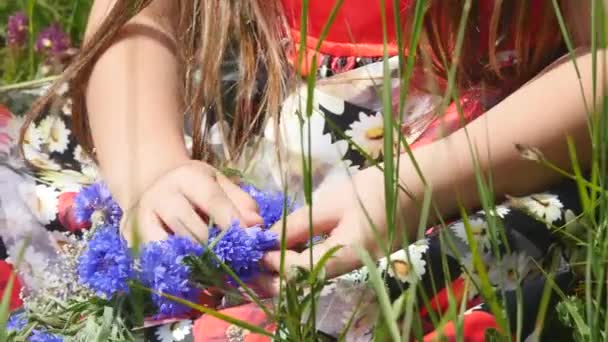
[22,0,565,164]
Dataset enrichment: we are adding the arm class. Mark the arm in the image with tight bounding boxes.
[83,1,262,243]
[84,0,187,208]
[399,4,599,227]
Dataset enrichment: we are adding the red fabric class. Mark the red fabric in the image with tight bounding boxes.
[193,303,275,342]
[422,310,500,342]
[0,260,23,311]
[283,0,548,75]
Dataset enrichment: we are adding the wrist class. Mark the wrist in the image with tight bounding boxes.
[101,149,191,209]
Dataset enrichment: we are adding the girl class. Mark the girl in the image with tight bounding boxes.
[24,0,597,340]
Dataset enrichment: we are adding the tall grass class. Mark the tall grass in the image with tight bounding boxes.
[1,0,607,341]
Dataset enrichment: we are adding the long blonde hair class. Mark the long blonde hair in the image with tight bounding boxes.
[23,0,565,163]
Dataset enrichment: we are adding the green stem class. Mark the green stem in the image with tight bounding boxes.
[0,76,59,91]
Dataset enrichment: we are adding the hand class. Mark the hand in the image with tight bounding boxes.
[263,167,409,280]
[122,160,263,245]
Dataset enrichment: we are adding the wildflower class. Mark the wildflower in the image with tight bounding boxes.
[73,182,122,227]
[140,235,205,317]
[7,12,28,48]
[6,311,27,332]
[35,24,70,58]
[28,329,63,342]
[240,184,292,229]
[210,221,278,282]
[78,226,133,298]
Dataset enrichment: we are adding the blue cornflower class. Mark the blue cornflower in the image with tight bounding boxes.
[73,182,122,227]
[140,235,205,317]
[209,221,278,282]
[240,184,292,229]
[78,225,133,298]
[6,311,27,332]
[246,227,278,250]
[28,329,63,342]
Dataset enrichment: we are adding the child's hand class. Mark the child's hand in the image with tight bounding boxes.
[122,160,263,245]
[263,167,407,279]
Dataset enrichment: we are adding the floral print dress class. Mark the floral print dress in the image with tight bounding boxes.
[0,49,584,341]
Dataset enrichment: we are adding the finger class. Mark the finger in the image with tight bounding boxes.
[122,208,167,246]
[179,173,244,229]
[216,174,263,226]
[263,235,360,279]
[248,274,280,298]
[269,204,339,248]
[157,195,208,242]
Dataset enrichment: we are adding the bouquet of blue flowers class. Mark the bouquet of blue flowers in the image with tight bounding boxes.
[5,180,293,341]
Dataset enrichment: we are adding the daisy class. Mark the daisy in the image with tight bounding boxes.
[449,217,493,252]
[7,115,42,149]
[280,86,345,118]
[39,115,70,153]
[379,239,429,284]
[459,253,494,299]
[477,205,510,219]
[509,193,563,226]
[488,252,532,291]
[23,145,61,170]
[154,320,193,342]
[62,99,72,116]
[345,112,385,159]
[24,184,59,225]
[73,145,91,164]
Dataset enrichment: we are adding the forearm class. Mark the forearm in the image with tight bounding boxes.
[400,51,596,226]
[85,1,187,207]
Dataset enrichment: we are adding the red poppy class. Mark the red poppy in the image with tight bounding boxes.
[0,260,23,311]
[57,191,89,232]
[193,303,276,342]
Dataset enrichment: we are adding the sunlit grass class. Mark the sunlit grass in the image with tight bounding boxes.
[1,0,607,341]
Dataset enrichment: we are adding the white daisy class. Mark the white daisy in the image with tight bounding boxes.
[39,115,70,153]
[23,184,59,225]
[154,320,193,342]
[449,217,493,252]
[345,112,385,159]
[62,99,72,116]
[478,205,511,219]
[280,86,345,118]
[7,115,42,149]
[379,239,429,284]
[23,145,61,170]
[509,193,563,225]
[488,252,532,291]
[73,145,93,165]
[459,253,494,299]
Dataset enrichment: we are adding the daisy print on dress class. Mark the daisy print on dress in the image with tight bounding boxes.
[38,115,70,153]
[459,253,494,299]
[488,252,532,291]
[449,216,494,252]
[508,193,564,226]
[378,239,429,284]
[20,184,59,225]
[345,111,385,159]
[154,320,193,342]
[477,205,511,219]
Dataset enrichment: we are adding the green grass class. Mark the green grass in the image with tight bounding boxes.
[1,0,607,341]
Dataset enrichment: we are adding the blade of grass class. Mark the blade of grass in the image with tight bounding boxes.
[357,248,401,341]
